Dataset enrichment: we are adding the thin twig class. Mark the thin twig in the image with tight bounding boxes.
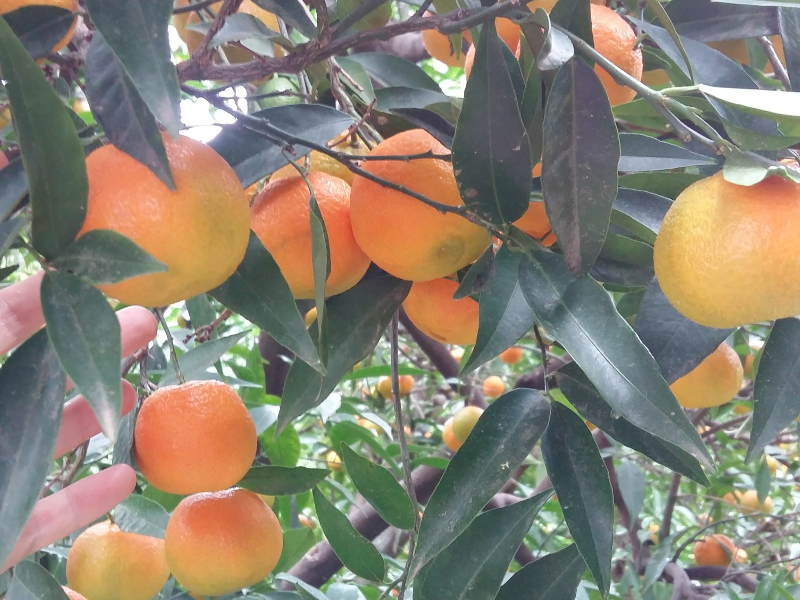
[193,0,245,65]
[412,0,436,19]
[156,308,185,385]
[659,473,682,542]
[758,36,792,91]
[184,308,233,343]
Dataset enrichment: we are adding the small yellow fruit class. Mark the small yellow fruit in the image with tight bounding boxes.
[733,403,751,415]
[377,375,414,398]
[482,375,505,398]
[304,307,318,327]
[298,514,316,529]
[766,454,778,475]
[326,450,342,472]
[739,490,773,514]
[357,416,382,433]
[442,417,461,452]
[648,522,659,542]
[451,406,483,443]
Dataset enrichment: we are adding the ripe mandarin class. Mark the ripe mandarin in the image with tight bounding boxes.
[403,278,479,345]
[422,12,469,67]
[693,534,737,567]
[377,375,414,398]
[251,173,370,299]
[482,375,505,398]
[590,5,643,106]
[442,416,462,451]
[271,132,369,185]
[452,405,483,443]
[133,380,256,495]
[513,201,557,246]
[350,130,491,281]
[78,134,250,307]
[1,0,78,52]
[499,346,523,364]
[165,489,283,596]
[669,344,743,409]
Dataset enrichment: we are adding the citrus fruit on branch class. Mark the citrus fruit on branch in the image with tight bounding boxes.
[669,343,743,409]
[403,278,479,345]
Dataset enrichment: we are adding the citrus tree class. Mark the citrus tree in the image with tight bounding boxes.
[2,0,800,599]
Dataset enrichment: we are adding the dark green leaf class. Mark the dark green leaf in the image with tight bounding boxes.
[521,61,544,164]
[0,159,28,221]
[549,0,593,54]
[495,543,585,600]
[518,247,711,466]
[373,87,452,115]
[340,445,415,530]
[312,488,385,582]
[410,389,551,578]
[590,256,654,290]
[84,33,174,189]
[209,13,281,53]
[555,363,709,485]
[260,423,301,467]
[747,318,800,461]
[0,331,65,569]
[755,457,771,505]
[462,245,534,374]
[779,7,800,91]
[416,492,551,600]
[542,402,613,594]
[159,331,247,386]
[667,0,776,42]
[276,273,411,432]
[618,134,716,172]
[185,294,217,330]
[4,5,73,60]
[274,527,317,574]
[112,408,137,467]
[542,57,620,276]
[0,216,27,257]
[644,0,692,78]
[210,232,322,373]
[452,20,531,224]
[250,0,316,39]
[337,57,376,105]
[642,533,677,591]
[208,105,353,188]
[0,16,87,260]
[84,0,181,136]
[240,466,329,495]
[610,188,672,245]
[618,173,702,201]
[521,11,575,73]
[329,421,400,475]
[309,193,330,355]
[6,561,69,600]
[41,271,121,441]
[50,229,166,285]
[389,107,455,148]
[453,246,495,300]
[344,52,441,91]
[616,460,646,524]
[500,42,525,104]
[115,494,170,538]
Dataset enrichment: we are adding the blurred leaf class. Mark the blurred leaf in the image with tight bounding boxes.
[277,273,411,432]
[6,561,69,600]
[210,232,323,373]
[416,491,551,600]
[779,7,800,91]
[84,0,181,136]
[274,527,317,574]
[755,457,771,505]
[115,494,170,538]
[521,10,574,72]
[495,543,585,600]
[340,445,415,530]
[84,33,174,189]
[209,13,281,52]
[275,575,328,600]
[0,159,28,221]
[747,318,800,461]
[462,245,535,374]
[250,0,316,39]
[0,16,87,260]
[556,363,709,484]
[261,423,301,467]
[337,57,376,105]
[542,57,620,276]
[542,402,613,594]
[251,405,279,436]
[599,234,653,267]
[309,193,330,359]
[112,408,137,467]
[618,173,702,200]
[610,188,672,245]
[0,216,27,257]
[389,107,455,148]
[329,421,400,474]
[642,533,677,591]
[452,20,531,224]
[3,5,73,60]
[666,0,777,42]
[589,256,654,290]
[410,389,550,578]
[142,486,184,513]
[634,278,734,384]
[41,271,121,441]
[0,330,65,569]
[453,246,495,300]
[240,466,329,495]
[312,488,385,581]
[344,52,441,91]
[644,0,692,77]
[618,134,716,172]
[518,247,711,466]
[341,364,427,381]
[616,460,646,524]
[50,229,166,285]
[159,332,247,386]
[699,85,800,125]
[209,105,353,188]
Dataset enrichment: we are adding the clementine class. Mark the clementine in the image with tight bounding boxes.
[270,131,368,185]
[513,201,557,246]
[669,344,743,409]
[694,534,737,567]
[442,416,461,451]
[451,405,483,442]
[499,346,523,364]
[403,278,479,345]
[590,5,643,106]
[482,375,505,398]
[377,374,414,398]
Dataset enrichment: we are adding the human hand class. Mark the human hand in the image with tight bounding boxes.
[0,271,157,573]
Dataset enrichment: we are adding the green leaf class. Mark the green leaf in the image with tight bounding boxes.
[518,247,711,466]
[84,0,181,137]
[698,84,800,124]
[308,192,330,357]
[159,331,247,386]
[452,20,531,224]
[452,246,495,300]
[0,330,65,569]
[555,363,709,485]
[549,0,593,55]
[329,422,400,475]
[542,402,613,594]
[274,527,317,574]
[276,273,411,432]
[340,444,415,530]
[0,216,27,258]
[260,423,301,467]
[50,229,166,285]
[495,543,586,600]
[462,244,535,374]
[275,575,328,600]
[618,172,702,201]
[115,494,170,538]
[0,16,88,260]
[3,5,74,60]
[0,159,29,221]
[616,460,646,524]
[312,488,385,582]
[610,188,672,245]
[40,271,121,441]
[642,533,677,592]
[250,0,316,40]
[747,318,800,461]
[416,491,551,600]
[239,466,329,495]
[618,134,716,172]
[185,294,217,331]
[6,561,69,600]
[210,232,323,373]
[541,57,620,276]
[410,389,551,578]
[337,57,376,105]
[84,33,174,189]
[344,52,441,91]
[521,61,544,164]
[643,0,692,79]
[755,457,771,505]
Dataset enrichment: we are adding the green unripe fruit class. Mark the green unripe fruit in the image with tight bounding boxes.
[256,76,302,110]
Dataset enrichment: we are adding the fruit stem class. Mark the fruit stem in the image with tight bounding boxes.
[156,308,186,385]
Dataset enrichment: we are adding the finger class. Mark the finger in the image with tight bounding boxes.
[1,464,136,573]
[0,271,45,356]
[54,381,137,459]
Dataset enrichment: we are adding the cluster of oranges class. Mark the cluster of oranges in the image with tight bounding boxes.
[66,380,284,599]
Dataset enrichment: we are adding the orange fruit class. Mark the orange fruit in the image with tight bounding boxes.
[1,0,78,53]
[270,132,368,185]
[350,130,491,281]
[422,13,469,67]
[304,306,318,327]
[251,173,370,299]
[298,514,316,529]
[326,450,343,472]
[442,416,462,451]
[733,403,752,415]
[452,405,483,442]
[499,346,523,364]
[653,170,800,328]
[669,344,743,409]
[513,201,557,246]
[693,534,737,567]
[165,488,283,596]
[590,5,643,106]
[403,278,479,345]
[66,521,170,600]
[133,380,257,495]
[738,490,773,514]
[482,375,505,398]
[79,134,250,307]
[377,374,414,398]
